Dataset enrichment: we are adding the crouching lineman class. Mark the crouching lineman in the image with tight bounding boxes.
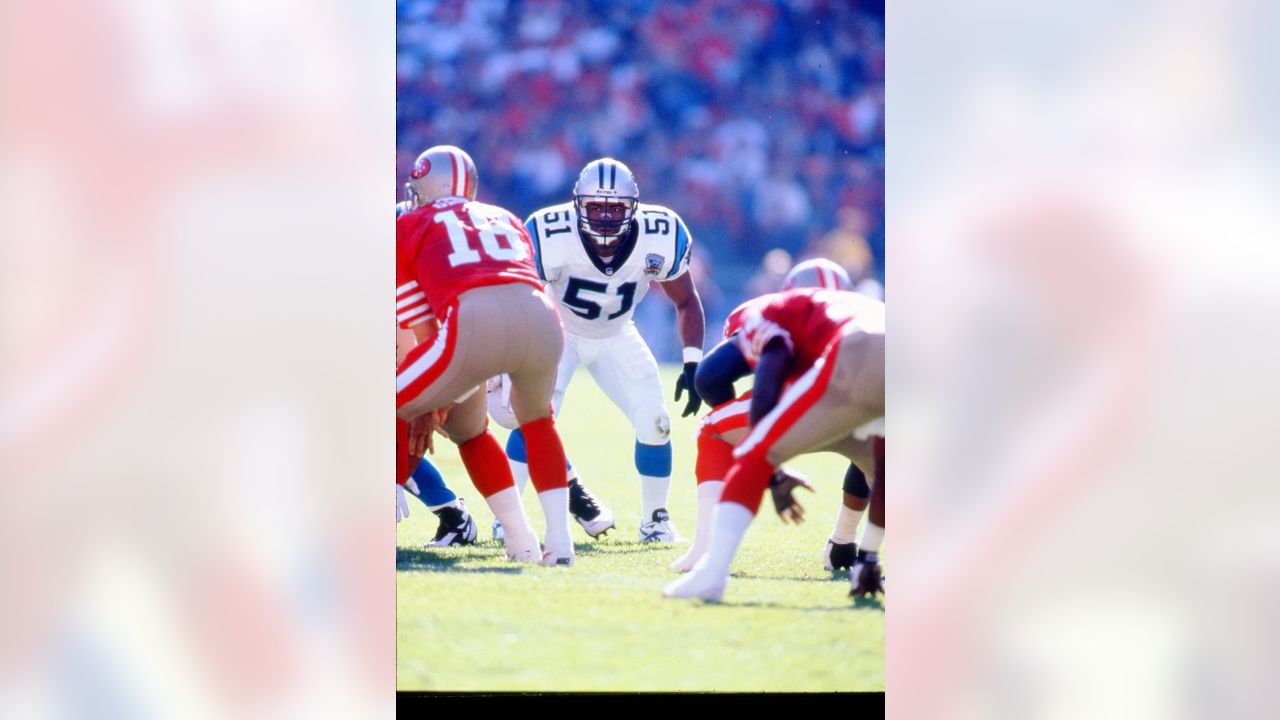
[507,158,706,541]
[396,199,478,546]
[664,288,885,600]
[396,145,575,566]
[670,259,881,574]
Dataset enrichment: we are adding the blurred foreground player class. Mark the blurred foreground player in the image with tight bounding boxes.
[396,145,575,566]
[784,260,884,574]
[664,288,884,600]
[671,259,878,573]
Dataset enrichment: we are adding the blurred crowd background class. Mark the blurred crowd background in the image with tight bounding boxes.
[397,0,885,358]
[9,0,1280,715]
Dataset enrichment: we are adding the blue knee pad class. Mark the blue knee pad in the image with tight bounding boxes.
[843,463,870,499]
[635,441,672,477]
[411,457,456,507]
[506,429,528,463]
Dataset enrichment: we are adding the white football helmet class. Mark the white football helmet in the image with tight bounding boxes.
[572,158,639,255]
[404,145,478,208]
[782,258,853,292]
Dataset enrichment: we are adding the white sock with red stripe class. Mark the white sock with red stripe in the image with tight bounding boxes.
[830,505,864,544]
[699,501,754,580]
[537,488,573,558]
[483,487,538,550]
[670,480,723,572]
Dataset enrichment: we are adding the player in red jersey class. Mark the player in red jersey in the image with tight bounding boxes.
[396,145,575,566]
[671,260,881,582]
[664,288,885,600]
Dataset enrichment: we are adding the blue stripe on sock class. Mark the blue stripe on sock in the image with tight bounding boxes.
[635,440,672,477]
[412,457,456,506]
[506,429,528,463]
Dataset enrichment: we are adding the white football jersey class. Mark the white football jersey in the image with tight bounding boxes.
[524,201,693,338]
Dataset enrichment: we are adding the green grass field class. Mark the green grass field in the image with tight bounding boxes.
[397,365,883,692]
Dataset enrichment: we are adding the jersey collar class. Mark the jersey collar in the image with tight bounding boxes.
[577,221,639,277]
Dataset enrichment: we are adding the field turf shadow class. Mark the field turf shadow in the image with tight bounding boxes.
[396,547,523,574]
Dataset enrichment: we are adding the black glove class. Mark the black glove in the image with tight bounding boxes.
[850,549,885,598]
[673,361,702,417]
[769,469,815,524]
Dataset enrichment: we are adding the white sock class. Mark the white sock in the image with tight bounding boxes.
[509,459,530,494]
[858,522,885,555]
[701,502,754,578]
[830,505,864,544]
[537,487,573,557]
[640,474,671,519]
[483,487,536,543]
[689,481,724,557]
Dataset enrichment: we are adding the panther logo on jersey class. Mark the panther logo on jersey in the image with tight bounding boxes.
[644,253,665,276]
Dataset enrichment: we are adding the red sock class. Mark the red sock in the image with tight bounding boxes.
[718,451,775,515]
[457,430,517,498]
[520,417,568,492]
[695,424,735,485]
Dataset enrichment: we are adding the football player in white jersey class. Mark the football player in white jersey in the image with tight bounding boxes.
[510,158,707,542]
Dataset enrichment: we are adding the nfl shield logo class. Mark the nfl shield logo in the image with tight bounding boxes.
[644,253,664,276]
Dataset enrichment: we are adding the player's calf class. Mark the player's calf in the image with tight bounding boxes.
[520,416,575,562]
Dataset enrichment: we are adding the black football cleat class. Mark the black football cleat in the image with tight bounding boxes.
[426,500,478,547]
[568,479,616,538]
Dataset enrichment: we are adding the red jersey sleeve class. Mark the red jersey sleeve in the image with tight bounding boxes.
[732,306,795,366]
[395,251,434,329]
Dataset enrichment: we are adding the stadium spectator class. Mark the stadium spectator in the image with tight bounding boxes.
[397,0,885,357]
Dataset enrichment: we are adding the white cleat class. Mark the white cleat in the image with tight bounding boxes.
[504,533,542,563]
[576,512,616,539]
[492,519,505,542]
[639,508,686,543]
[669,545,706,573]
[662,558,726,601]
[540,552,575,567]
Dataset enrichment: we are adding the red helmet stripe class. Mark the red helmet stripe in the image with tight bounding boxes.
[446,148,461,197]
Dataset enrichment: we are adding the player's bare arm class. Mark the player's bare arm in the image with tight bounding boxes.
[661,271,707,417]
[748,337,793,426]
[693,337,751,409]
[659,271,705,353]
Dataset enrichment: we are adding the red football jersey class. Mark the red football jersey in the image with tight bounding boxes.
[729,289,884,374]
[396,197,544,327]
[723,295,771,340]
